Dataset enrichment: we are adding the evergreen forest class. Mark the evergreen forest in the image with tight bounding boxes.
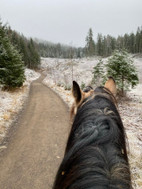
[85,27,142,57]
[37,26,142,58]
[6,27,40,69]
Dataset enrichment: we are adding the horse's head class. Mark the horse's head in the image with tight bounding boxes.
[71,77,117,118]
[54,77,132,189]
[54,76,131,189]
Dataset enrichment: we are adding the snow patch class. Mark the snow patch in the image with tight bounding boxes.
[24,68,41,85]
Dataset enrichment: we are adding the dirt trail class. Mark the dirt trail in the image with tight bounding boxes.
[0,74,70,189]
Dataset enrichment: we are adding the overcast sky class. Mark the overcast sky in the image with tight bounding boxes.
[0,0,142,47]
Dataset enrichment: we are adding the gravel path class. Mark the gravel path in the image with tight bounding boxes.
[0,74,70,189]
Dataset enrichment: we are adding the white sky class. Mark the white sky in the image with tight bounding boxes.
[0,0,142,47]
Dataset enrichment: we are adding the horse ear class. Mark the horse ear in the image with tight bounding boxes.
[104,77,117,96]
[72,81,82,104]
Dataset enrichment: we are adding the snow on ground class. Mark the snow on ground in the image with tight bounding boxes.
[119,92,142,189]
[42,56,142,189]
[0,69,40,145]
[41,57,100,88]
[132,56,142,83]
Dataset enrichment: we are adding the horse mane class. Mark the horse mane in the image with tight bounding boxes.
[53,87,131,189]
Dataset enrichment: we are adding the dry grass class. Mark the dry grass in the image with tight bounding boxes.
[0,69,40,143]
[0,84,29,143]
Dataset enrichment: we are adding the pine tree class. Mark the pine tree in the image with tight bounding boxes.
[129,33,135,53]
[85,28,95,56]
[97,34,103,56]
[28,38,40,69]
[92,59,104,86]
[0,22,25,89]
[106,50,139,94]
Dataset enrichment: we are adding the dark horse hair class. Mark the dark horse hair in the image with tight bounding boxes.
[53,86,131,189]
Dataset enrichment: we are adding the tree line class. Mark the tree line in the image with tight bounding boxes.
[3,24,141,61]
[85,27,142,57]
[37,41,83,59]
[6,27,40,69]
[37,26,142,58]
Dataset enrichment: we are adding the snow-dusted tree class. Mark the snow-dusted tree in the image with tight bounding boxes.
[97,33,103,56]
[106,50,139,94]
[0,22,25,89]
[85,28,95,56]
[92,59,104,86]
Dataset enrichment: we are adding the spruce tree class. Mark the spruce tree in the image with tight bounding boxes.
[97,33,103,56]
[28,38,40,69]
[106,50,139,94]
[0,22,25,89]
[85,28,95,56]
[92,59,104,86]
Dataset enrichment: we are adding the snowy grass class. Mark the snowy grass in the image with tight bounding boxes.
[119,93,142,189]
[0,68,40,143]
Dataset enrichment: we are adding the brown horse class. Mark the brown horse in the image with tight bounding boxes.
[53,78,131,189]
